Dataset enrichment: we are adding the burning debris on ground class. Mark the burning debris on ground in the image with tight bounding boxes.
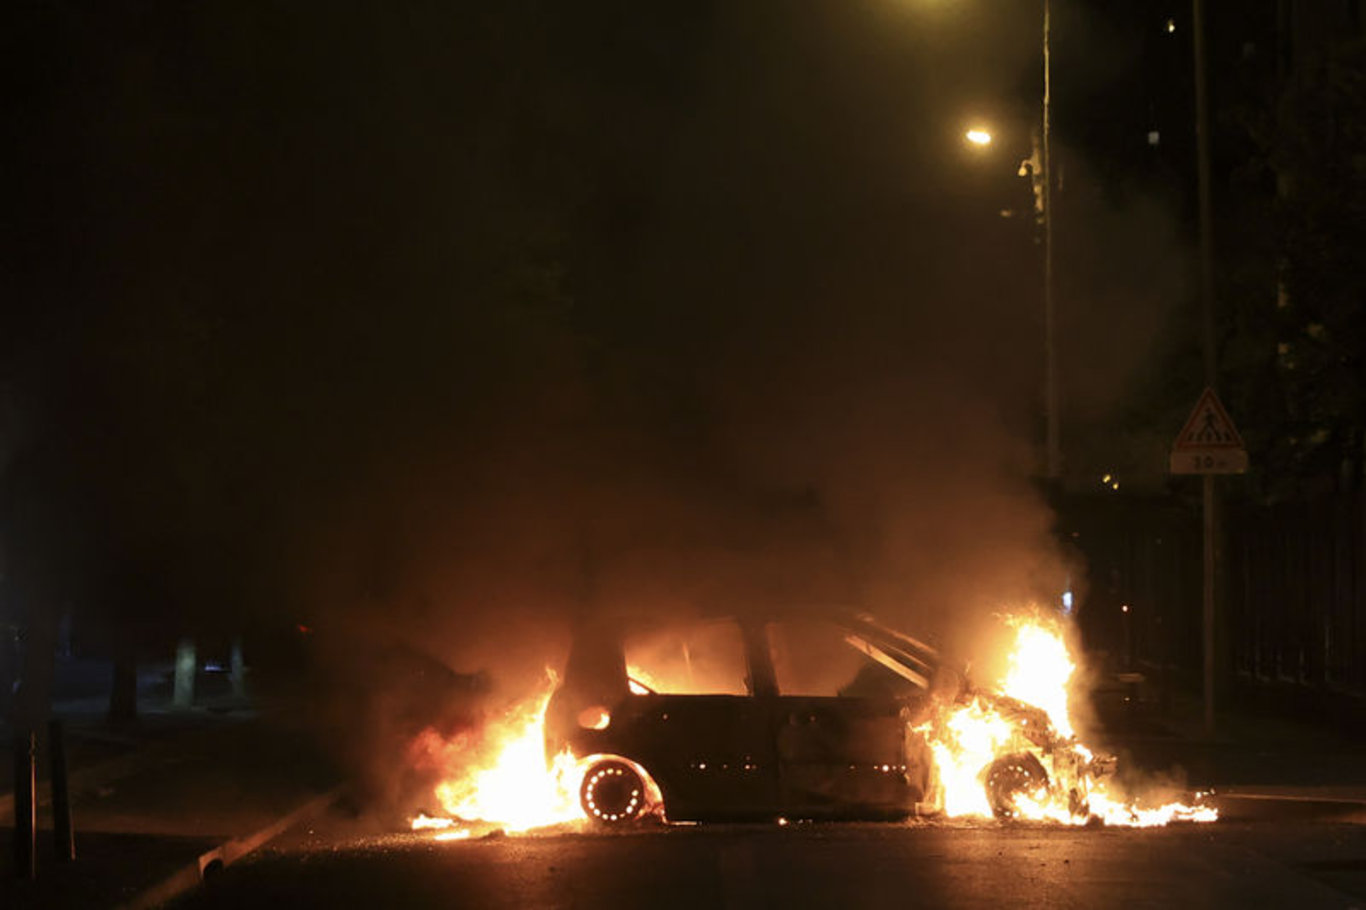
[405,608,1216,838]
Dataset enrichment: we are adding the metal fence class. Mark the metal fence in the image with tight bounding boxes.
[1062,487,1366,703]
[1226,490,1366,696]
[1061,492,1203,676]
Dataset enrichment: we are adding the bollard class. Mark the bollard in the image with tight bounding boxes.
[50,719,76,862]
[230,636,246,702]
[173,638,196,709]
[13,729,36,879]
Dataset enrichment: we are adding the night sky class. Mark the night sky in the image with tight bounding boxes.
[5,2,1206,676]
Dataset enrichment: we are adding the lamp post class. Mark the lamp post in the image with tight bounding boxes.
[1192,0,1219,737]
[1041,0,1058,482]
[965,0,1057,481]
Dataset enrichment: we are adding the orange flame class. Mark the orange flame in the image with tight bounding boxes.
[999,616,1075,738]
[409,672,586,836]
[923,611,1217,826]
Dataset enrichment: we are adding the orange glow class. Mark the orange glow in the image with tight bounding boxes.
[407,615,1214,835]
[408,672,586,836]
[922,611,1217,826]
[411,812,455,830]
[435,829,472,841]
[999,614,1075,738]
[577,705,612,730]
[627,665,666,694]
[624,622,751,695]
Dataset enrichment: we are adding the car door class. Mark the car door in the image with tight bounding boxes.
[774,693,911,816]
[765,618,917,818]
[624,693,779,820]
[620,619,780,820]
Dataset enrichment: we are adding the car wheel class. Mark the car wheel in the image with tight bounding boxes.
[984,752,1050,820]
[580,759,649,825]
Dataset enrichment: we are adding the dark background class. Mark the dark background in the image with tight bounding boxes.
[3,1,1364,727]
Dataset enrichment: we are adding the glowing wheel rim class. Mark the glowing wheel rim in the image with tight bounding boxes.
[984,752,1051,820]
[580,760,647,824]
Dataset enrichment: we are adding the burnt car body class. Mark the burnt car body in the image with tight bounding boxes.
[547,611,942,824]
[545,610,1111,825]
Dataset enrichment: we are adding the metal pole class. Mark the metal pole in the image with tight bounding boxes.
[50,719,76,862]
[1202,474,1216,734]
[1193,1,1217,385]
[1193,0,1219,737]
[13,729,37,879]
[1043,0,1060,481]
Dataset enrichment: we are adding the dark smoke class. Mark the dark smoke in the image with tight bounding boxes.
[280,1,1187,682]
[8,2,1194,801]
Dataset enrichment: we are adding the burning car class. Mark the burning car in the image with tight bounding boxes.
[543,609,1116,826]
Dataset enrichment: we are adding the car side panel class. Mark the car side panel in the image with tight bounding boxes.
[774,695,922,818]
[583,694,781,821]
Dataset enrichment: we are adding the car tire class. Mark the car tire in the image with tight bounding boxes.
[984,752,1050,820]
[580,759,649,825]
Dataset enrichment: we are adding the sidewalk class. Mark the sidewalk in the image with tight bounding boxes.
[1090,673,1366,815]
[1,686,341,909]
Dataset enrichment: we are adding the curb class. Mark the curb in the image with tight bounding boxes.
[1211,791,1366,824]
[117,786,343,910]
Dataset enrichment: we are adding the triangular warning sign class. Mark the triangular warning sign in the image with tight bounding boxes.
[1174,387,1245,450]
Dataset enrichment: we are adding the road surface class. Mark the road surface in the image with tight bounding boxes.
[174,813,1366,909]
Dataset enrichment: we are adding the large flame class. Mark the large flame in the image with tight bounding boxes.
[999,617,1075,738]
[923,611,1217,827]
[409,614,1214,836]
[409,673,586,835]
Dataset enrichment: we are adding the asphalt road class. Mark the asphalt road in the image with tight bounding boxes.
[173,814,1366,909]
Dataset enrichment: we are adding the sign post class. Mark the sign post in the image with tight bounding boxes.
[1170,387,1247,737]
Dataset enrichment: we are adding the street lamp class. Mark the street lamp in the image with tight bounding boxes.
[1041,0,1058,482]
[959,4,1058,481]
[964,127,993,147]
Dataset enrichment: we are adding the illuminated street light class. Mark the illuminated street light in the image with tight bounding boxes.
[957,6,1058,481]
[934,2,1057,480]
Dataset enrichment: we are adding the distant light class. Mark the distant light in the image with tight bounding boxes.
[1122,604,1131,614]
[1061,590,1074,615]
[1166,18,1176,33]
[1111,482,1121,491]
[1147,130,1161,146]
[965,128,993,147]
[1101,474,1112,484]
